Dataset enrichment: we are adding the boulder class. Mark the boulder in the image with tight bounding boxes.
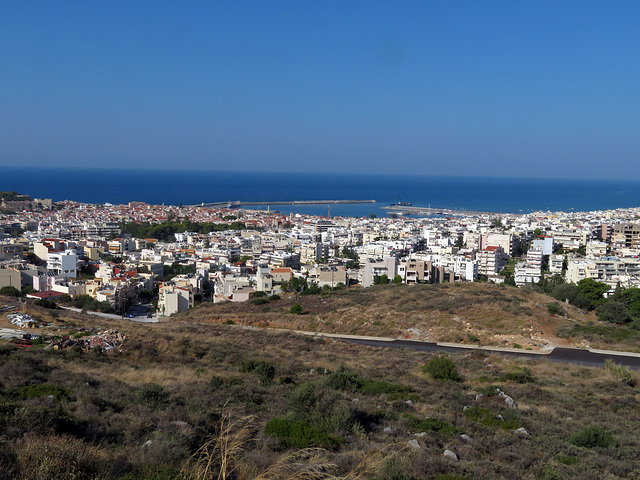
[443,450,458,461]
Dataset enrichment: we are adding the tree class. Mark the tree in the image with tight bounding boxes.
[369,213,377,219]
[379,274,389,285]
[533,228,542,237]
[596,301,629,324]
[575,278,609,311]
[552,283,578,304]
[0,286,21,297]
[393,274,402,284]
[290,303,303,315]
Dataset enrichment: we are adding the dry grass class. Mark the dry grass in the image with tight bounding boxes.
[176,283,607,351]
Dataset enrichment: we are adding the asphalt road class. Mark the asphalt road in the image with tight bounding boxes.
[342,338,640,369]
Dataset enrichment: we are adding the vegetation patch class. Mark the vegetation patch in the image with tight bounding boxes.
[16,383,72,402]
[264,418,341,449]
[403,414,461,434]
[569,425,616,448]
[423,356,461,381]
[463,407,520,430]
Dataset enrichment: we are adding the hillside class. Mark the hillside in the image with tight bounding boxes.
[0,299,639,479]
[179,283,640,353]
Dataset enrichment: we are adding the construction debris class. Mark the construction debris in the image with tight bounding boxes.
[7,313,42,328]
[46,329,128,353]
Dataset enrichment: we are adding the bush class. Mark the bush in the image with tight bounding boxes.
[423,356,461,381]
[604,358,636,387]
[34,299,58,309]
[240,360,276,385]
[264,418,340,449]
[288,382,352,434]
[252,291,266,298]
[503,368,536,384]
[16,383,72,402]
[137,383,169,410]
[268,294,280,301]
[403,414,460,434]
[250,298,268,306]
[328,367,363,392]
[596,301,630,324]
[569,425,616,448]
[0,286,22,297]
[290,303,304,314]
[547,303,565,316]
[464,407,520,430]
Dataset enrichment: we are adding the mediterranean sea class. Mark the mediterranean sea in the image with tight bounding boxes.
[2,166,640,218]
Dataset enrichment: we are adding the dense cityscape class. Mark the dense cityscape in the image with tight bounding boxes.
[2,190,639,320]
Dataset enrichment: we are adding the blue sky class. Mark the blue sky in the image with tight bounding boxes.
[1,1,638,179]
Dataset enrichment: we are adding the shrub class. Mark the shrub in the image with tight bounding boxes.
[35,299,58,309]
[547,303,565,316]
[403,414,461,434]
[555,455,580,465]
[604,359,636,387]
[503,368,536,384]
[288,382,352,434]
[596,301,630,324]
[252,291,266,298]
[240,360,276,385]
[569,425,616,448]
[463,407,520,430]
[250,298,268,306]
[264,418,340,449]
[16,383,72,402]
[268,294,280,301]
[328,367,362,392]
[137,383,169,410]
[423,356,461,381]
[290,303,304,314]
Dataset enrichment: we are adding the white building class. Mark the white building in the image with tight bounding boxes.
[46,250,77,278]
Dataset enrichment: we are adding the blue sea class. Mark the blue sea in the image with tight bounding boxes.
[1,166,640,218]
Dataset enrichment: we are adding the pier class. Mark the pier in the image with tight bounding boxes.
[382,205,496,216]
[193,199,376,208]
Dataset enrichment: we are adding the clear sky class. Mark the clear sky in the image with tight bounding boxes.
[1,1,638,179]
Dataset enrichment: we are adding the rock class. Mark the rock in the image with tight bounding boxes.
[408,439,420,449]
[405,400,413,406]
[515,427,529,436]
[443,450,458,461]
[460,434,472,443]
[566,417,573,422]
[309,368,316,374]
[463,405,470,411]
[415,432,427,437]
[352,398,359,403]
[497,415,504,421]
[498,390,517,408]
[142,440,152,448]
[383,427,393,434]
[475,393,484,401]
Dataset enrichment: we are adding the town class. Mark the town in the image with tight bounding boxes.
[1,190,640,318]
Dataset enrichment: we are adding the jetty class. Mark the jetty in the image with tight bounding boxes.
[382,205,496,216]
[193,199,376,208]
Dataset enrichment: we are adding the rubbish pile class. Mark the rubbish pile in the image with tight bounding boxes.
[47,329,129,353]
[7,313,41,328]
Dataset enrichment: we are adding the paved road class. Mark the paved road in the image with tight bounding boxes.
[342,338,640,369]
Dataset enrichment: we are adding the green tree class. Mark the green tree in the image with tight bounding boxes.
[596,301,630,324]
[0,286,22,297]
[575,278,609,310]
[290,303,304,315]
[379,274,389,285]
[552,283,578,304]
[393,274,402,284]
